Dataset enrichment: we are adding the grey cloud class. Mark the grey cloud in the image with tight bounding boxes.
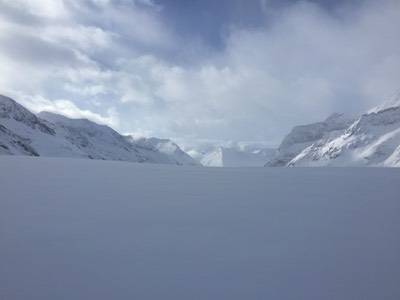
[0,31,78,66]
[0,1,43,26]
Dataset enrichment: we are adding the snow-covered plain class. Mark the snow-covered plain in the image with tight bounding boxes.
[1,156,400,300]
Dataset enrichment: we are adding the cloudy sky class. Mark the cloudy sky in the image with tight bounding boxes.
[0,0,399,146]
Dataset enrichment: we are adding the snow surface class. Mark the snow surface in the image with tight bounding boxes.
[1,156,400,300]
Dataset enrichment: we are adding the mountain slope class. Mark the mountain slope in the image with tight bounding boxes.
[38,111,147,162]
[289,104,400,167]
[0,124,39,156]
[0,95,197,165]
[126,136,200,166]
[267,113,354,166]
[0,95,78,158]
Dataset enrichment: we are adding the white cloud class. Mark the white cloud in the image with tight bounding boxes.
[117,0,400,142]
[3,0,69,19]
[18,94,120,128]
[63,83,107,96]
[0,0,399,145]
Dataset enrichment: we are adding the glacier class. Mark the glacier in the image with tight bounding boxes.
[1,156,400,300]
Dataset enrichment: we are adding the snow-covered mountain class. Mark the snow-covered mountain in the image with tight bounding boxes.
[0,95,197,165]
[200,145,276,167]
[265,94,400,167]
[4,93,399,168]
[0,95,74,157]
[126,136,199,166]
[267,113,354,167]
[289,103,400,167]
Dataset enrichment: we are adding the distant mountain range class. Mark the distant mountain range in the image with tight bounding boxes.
[0,95,198,166]
[194,145,276,167]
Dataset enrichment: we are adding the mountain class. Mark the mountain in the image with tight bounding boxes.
[289,103,400,167]
[4,93,399,168]
[0,95,76,158]
[0,95,197,165]
[200,145,276,167]
[265,94,400,167]
[126,136,200,166]
[267,113,354,166]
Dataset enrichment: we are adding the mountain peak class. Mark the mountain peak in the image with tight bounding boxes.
[38,111,109,130]
[0,94,55,135]
[367,91,400,114]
